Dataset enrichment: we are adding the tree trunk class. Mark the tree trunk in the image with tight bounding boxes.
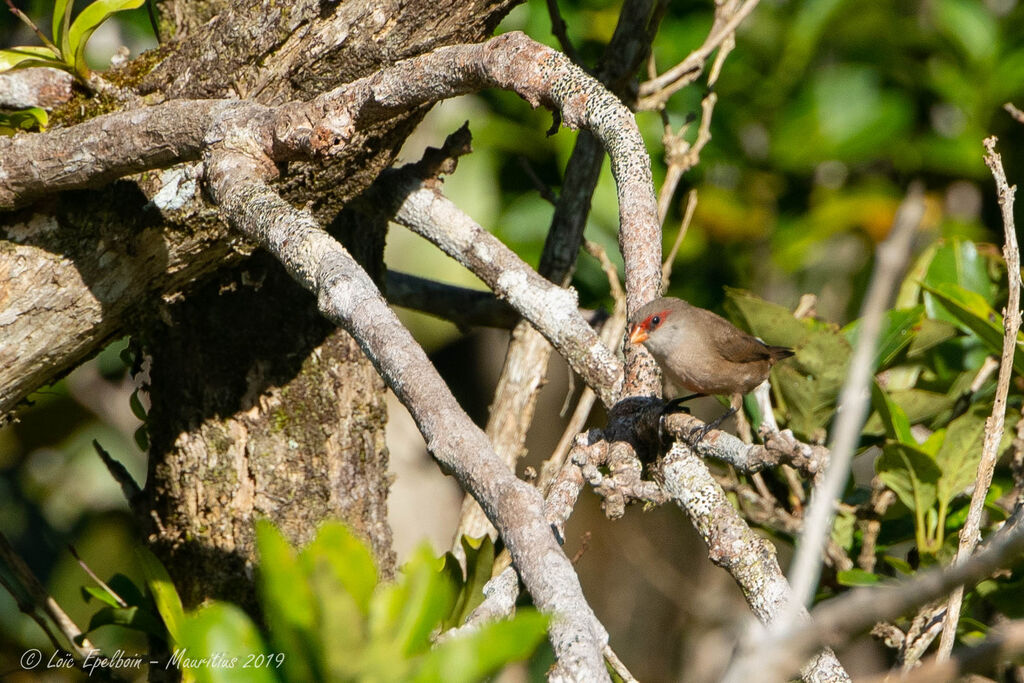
[0,0,519,617]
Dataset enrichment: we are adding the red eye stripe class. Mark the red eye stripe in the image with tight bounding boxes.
[645,310,670,329]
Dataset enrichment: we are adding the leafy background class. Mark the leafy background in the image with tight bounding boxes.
[3,0,1024,680]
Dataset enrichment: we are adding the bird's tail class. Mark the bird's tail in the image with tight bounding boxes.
[767,345,795,363]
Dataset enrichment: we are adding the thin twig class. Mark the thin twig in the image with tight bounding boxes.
[741,504,1024,682]
[0,532,98,660]
[517,156,559,205]
[1004,102,1024,125]
[637,0,760,105]
[68,545,128,608]
[661,189,697,289]
[92,440,141,505]
[937,136,1020,660]
[544,0,580,64]
[4,0,61,55]
[785,185,924,613]
[603,645,639,683]
[865,619,1024,683]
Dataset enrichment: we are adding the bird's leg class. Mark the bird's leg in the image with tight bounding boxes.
[661,393,704,415]
[658,394,704,446]
[688,405,738,444]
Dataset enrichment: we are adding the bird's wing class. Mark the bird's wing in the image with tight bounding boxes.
[694,307,774,363]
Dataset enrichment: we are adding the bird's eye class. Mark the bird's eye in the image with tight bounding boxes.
[650,315,660,327]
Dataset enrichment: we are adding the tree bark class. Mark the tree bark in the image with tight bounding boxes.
[131,0,518,607]
[0,0,519,609]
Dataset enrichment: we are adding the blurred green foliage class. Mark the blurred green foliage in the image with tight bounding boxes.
[57,522,546,681]
[735,238,1022,647]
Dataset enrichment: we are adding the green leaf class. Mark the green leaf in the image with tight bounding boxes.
[0,107,48,136]
[136,548,185,646]
[907,318,959,357]
[934,405,988,508]
[0,46,64,72]
[843,306,923,373]
[836,569,882,587]
[134,425,149,451]
[872,381,916,446]
[723,288,810,348]
[977,575,1024,618]
[921,239,997,323]
[877,444,941,517]
[443,536,496,630]
[831,508,856,551]
[882,555,914,575]
[933,0,999,64]
[130,389,147,420]
[254,521,321,683]
[300,522,377,614]
[889,389,954,426]
[53,0,75,59]
[178,603,277,683]
[86,605,167,639]
[413,610,548,683]
[66,0,146,77]
[922,282,1024,375]
[393,545,456,656]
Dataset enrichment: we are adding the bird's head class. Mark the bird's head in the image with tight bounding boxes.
[628,308,672,345]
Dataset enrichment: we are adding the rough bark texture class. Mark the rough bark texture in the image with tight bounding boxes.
[0,0,518,421]
[143,252,395,610]
[0,0,518,612]
[133,0,517,604]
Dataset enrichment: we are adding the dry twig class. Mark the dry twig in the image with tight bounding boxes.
[937,136,1021,660]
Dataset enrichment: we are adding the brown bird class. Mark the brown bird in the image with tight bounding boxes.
[627,297,793,428]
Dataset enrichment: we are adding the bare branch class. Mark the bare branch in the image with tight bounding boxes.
[865,620,1024,683]
[0,531,98,661]
[372,170,623,406]
[658,442,849,683]
[661,410,826,478]
[1005,102,1024,124]
[742,505,1024,682]
[544,0,580,63]
[784,184,924,616]
[452,0,664,544]
[204,147,609,679]
[661,189,697,289]
[937,135,1020,659]
[0,68,73,109]
[637,0,761,105]
[384,271,519,329]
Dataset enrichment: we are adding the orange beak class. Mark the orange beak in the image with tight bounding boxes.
[628,325,648,345]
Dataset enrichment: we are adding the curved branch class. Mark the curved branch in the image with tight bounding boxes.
[375,173,623,405]
[204,147,610,680]
[659,442,850,683]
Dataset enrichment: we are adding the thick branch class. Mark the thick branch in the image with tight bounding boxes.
[384,271,521,329]
[377,174,623,405]
[658,442,850,683]
[204,148,609,680]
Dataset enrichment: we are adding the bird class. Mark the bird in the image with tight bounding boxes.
[627,296,793,435]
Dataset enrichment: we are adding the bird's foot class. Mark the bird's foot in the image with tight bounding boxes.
[686,406,738,445]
